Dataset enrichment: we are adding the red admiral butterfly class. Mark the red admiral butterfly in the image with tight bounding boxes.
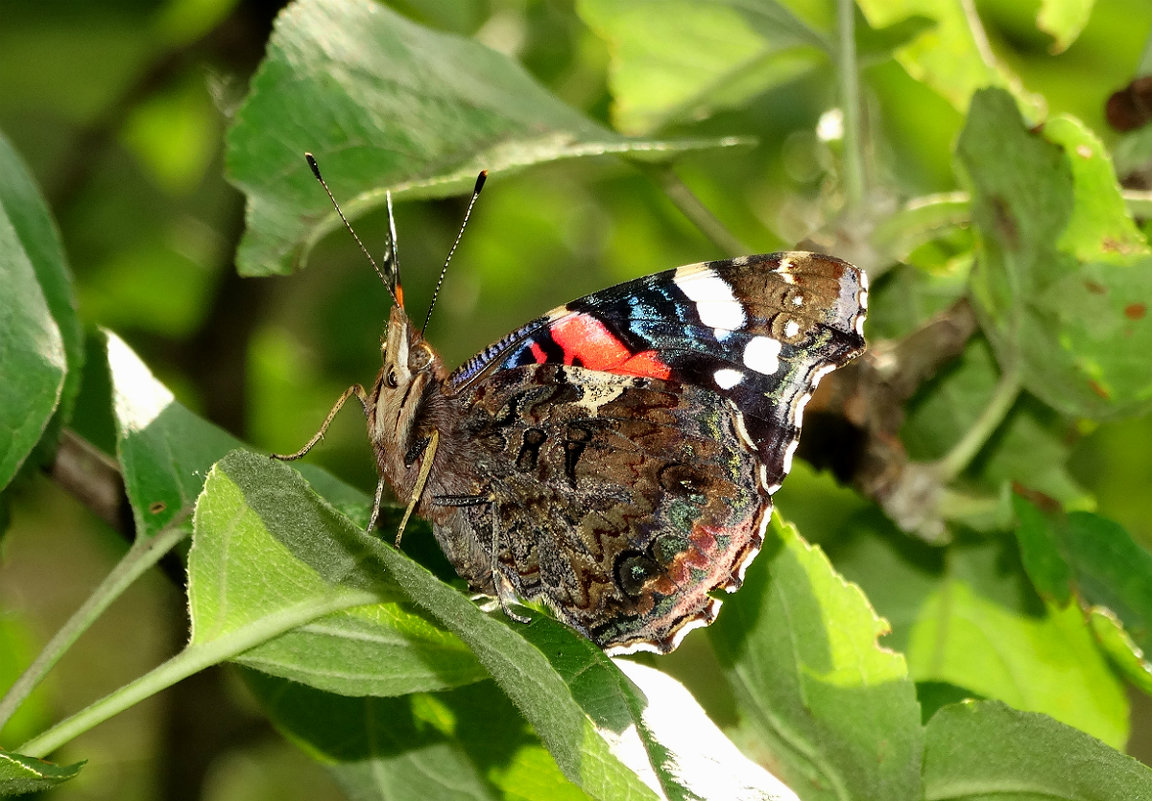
[275,157,868,654]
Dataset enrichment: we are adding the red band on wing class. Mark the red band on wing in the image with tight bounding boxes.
[549,313,672,380]
[529,341,547,363]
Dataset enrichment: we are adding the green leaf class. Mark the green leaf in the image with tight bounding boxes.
[191,450,486,696]
[1036,0,1094,54]
[0,131,83,476]
[247,671,590,801]
[958,88,1152,420]
[578,0,828,135]
[834,520,1129,750]
[905,550,1128,749]
[1011,496,1152,694]
[923,700,1152,800]
[709,514,923,801]
[0,750,84,796]
[227,0,735,276]
[0,138,67,490]
[856,0,1040,113]
[198,451,659,800]
[1012,493,1073,605]
[1090,607,1152,695]
[106,330,245,538]
[1062,511,1152,656]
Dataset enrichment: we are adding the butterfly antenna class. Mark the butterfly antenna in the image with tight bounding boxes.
[305,152,400,306]
[421,170,487,337]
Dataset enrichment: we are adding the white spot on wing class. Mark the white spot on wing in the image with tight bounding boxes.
[794,392,812,429]
[733,411,756,451]
[674,266,746,331]
[573,376,627,414]
[729,505,769,587]
[713,368,744,389]
[781,438,799,477]
[743,336,781,375]
[759,464,781,494]
[784,319,800,338]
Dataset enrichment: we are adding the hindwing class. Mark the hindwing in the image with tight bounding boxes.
[436,364,768,653]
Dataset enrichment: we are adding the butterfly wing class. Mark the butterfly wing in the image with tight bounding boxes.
[436,364,766,653]
[431,252,867,653]
[450,251,867,489]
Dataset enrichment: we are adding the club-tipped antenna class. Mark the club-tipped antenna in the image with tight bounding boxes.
[305,152,399,306]
[421,170,487,337]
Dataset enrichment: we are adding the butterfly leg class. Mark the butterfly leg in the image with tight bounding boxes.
[270,384,371,461]
[489,508,530,624]
[432,492,529,624]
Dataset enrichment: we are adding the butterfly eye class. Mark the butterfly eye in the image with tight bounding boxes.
[386,367,399,389]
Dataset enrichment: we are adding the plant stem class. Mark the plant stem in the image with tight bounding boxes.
[837,0,864,213]
[870,192,971,261]
[16,589,381,758]
[0,520,189,731]
[643,164,751,255]
[936,362,1022,482]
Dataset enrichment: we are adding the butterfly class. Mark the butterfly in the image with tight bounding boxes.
[275,156,868,654]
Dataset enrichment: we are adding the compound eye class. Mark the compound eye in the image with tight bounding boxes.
[386,367,399,389]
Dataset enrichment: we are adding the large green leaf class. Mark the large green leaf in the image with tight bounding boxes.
[0,131,83,481]
[831,518,1129,750]
[923,700,1152,799]
[958,88,1152,420]
[0,750,84,797]
[227,0,735,276]
[191,451,486,697]
[709,514,923,801]
[0,136,68,490]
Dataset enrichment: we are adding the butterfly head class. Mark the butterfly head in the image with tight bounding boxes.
[368,301,447,488]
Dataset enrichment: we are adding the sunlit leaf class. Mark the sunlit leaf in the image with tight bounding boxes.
[106,331,244,538]
[710,514,923,801]
[834,518,1129,750]
[191,451,486,696]
[856,0,1040,113]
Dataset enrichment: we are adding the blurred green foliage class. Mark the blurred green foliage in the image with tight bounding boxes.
[4,0,1152,799]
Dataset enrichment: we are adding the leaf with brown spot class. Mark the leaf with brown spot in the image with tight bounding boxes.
[958,88,1152,420]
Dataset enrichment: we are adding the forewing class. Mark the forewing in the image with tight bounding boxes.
[449,251,868,494]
